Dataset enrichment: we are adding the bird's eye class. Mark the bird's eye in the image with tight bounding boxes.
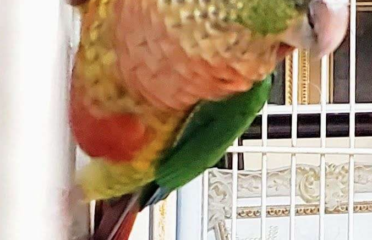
[307,9,315,29]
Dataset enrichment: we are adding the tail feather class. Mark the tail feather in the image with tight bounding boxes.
[113,205,139,240]
[92,194,140,240]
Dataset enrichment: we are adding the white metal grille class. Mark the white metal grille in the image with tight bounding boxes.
[199,1,372,239]
[192,2,372,240]
[130,2,372,239]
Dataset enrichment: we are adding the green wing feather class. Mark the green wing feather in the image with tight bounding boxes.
[139,75,272,208]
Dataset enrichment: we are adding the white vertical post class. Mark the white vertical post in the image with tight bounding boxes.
[149,204,155,240]
[319,56,328,240]
[231,139,239,239]
[261,103,268,240]
[202,171,209,240]
[149,192,177,240]
[0,1,81,240]
[176,176,204,240]
[348,0,357,238]
[290,49,299,240]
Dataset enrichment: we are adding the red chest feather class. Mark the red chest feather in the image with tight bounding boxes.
[69,82,152,162]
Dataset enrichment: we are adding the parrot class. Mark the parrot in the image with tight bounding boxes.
[66,0,348,238]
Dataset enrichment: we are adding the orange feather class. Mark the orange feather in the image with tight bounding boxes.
[69,79,152,162]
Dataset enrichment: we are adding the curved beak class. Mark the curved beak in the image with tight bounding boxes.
[279,0,349,59]
[309,0,349,58]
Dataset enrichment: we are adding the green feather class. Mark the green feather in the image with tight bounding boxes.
[233,0,307,35]
[139,75,272,208]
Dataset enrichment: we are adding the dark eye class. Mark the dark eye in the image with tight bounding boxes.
[307,9,315,29]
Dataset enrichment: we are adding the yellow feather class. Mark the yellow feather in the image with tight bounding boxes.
[77,113,184,201]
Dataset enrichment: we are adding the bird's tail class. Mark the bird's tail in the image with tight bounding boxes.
[92,194,140,240]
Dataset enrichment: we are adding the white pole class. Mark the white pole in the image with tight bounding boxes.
[348,0,357,237]
[290,49,299,240]
[231,139,239,239]
[0,1,88,239]
[261,103,268,240]
[319,55,329,240]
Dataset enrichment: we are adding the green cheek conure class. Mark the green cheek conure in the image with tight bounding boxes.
[66,0,348,238]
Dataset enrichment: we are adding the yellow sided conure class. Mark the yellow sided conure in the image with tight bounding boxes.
[66,0,348,238]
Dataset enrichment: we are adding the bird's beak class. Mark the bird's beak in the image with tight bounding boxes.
[279,0,349,59]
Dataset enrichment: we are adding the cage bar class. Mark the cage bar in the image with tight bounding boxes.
[176,176,204,240]
[227,146,372,155]
[348,0,357,238]
[319,56,329,240]
[148,193,178,240]
[231,139,239,239]
[261,103,268,240]
[242,112,372,140]
[202,171,209,240]
[260,103,372,115]
[149,206,154,240]
[290,49,299,240]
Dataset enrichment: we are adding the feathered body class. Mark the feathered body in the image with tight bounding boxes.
[68,0,348,238]
[71,0,295,201]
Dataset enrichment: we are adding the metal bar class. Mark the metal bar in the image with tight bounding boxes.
[349,0,357,237]
[169,193,178,240]
[148,192,177,240]
[319,56,328,240]
[231,139,239,240]
[261,103,268,240]
[202,171,209,240]
[176,176,204,240]
[290,49,299,240]
[257,103,372,115]
[242,112,372,140]
[227,146,372,155]
[0,1,80,240]
[149,205,154,240]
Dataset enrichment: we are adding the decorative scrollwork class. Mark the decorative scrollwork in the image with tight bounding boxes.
[208,163,372,229]
[237,201,372,219]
